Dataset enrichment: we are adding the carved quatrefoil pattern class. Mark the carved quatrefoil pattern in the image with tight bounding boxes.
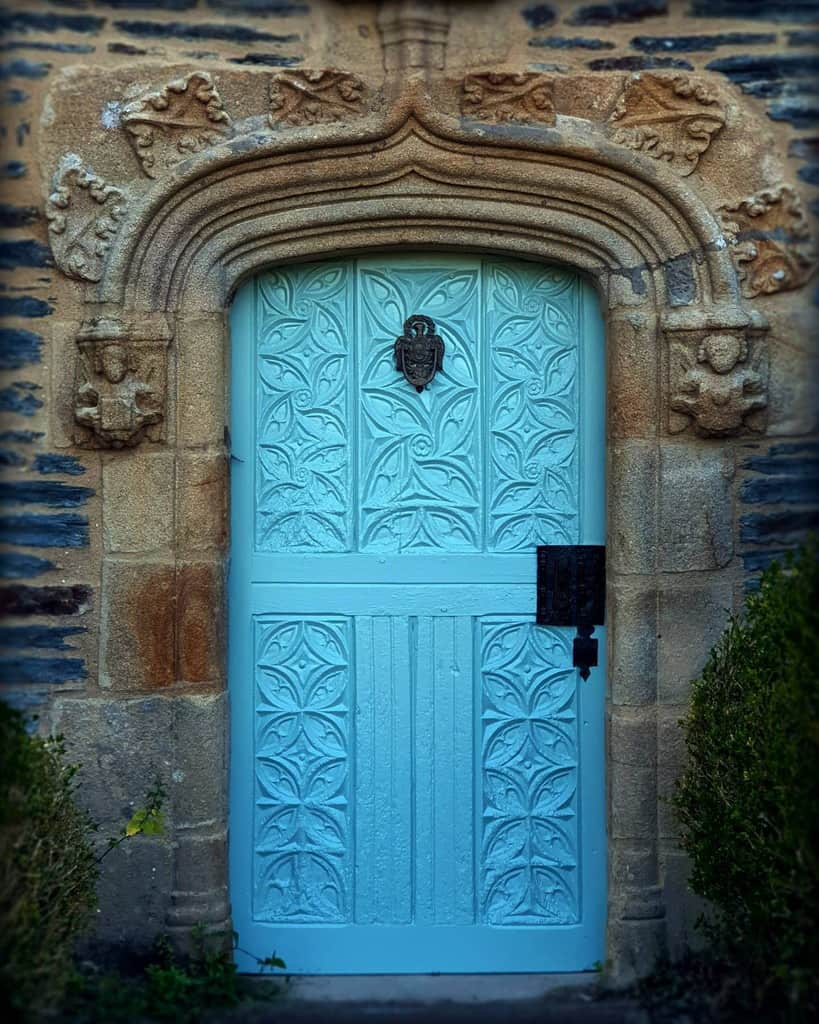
[253,259,581,554]
[254,617,351,923]
[481,619,579,925]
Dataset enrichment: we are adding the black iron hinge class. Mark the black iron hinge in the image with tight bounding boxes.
[536,545,606,680]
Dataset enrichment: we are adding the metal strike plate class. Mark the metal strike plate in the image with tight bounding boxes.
[536,545,605,680]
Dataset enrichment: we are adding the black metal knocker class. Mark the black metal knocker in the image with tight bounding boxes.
[394,315,445,392]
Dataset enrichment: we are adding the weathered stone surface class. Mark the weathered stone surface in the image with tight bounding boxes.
[657,706,687,840]
[102,451,174,553]
[658,580,734,704]
[175,316,226,448]
[101,561,175,690]
[661,847,707,960]
[609,580,658,705]
[176,561,225,687]
[609,442,658,575]
[608,311,659,439]
[658,445,734,571]
[177,452,227,552]
[171,693,228,829]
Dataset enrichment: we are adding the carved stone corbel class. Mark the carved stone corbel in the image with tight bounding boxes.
[73,316,172,448]
[46,165,126,282]
[720,184,817,298]
[665,309,769,437]
[122,71,232,178]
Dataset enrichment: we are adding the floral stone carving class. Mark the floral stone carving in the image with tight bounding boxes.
[668,330,768,437]
[73,318,171,448]
[269,70,367,126]
[461,73,555,124]
[122,71,232,179]
[720,184,816,298]
[608,74,725,176]
[46,167,125,283]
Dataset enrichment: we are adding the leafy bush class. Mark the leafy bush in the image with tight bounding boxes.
[672,542,819,1018]
[0,705,99,1017]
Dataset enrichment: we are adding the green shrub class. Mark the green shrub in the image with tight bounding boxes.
[0,705,99,1017]
[672,542,819,1018]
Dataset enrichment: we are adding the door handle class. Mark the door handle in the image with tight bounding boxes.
[536,545,605,680]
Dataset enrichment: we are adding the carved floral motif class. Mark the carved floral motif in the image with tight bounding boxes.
[46,167,125,282]
[122,71,232,178]
[668,330,768,437]
[269,70,366,126]
[461,73,555,125]
[73,319,170,448]
[608,74,725,176]
[720,185,816,298]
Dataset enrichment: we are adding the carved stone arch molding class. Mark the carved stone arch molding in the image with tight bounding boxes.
[52,74,770,980]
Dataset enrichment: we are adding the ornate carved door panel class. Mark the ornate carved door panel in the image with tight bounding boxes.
[229,254,606,972]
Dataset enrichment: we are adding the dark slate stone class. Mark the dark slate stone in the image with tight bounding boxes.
[0,384,43,416]
[664,255,696,305]
[740,509,819,545]
[740,475,819,505]
[0,583,92,616]
[0,239,52,270]
[0,552,54,579]
[0,203,38,227]
[0,60,50,80]
[96,0,197,9]
[588,55,693,70]
[0,11,105,35]
[228,53,302,66]
[529,35,614,48]
[0,625,85,650]
[0,657,86,685]
[0,513,89,548]
[0,328,42,369]
[631,32,776,52]
[207,0,309,12]
[788,30,819,45]
[0,161,26,177]
[789,136,819,159]
[0,40,95,54]
[742,549,792,573]
[688,0,819,23]
[113,19,300,43]
[0,448,24,467]
[769,96,819,127]
[705,53,819,95]
[0,295,52,316]
[522,4,556,27]
[568,0,667,26]
[108,42,148,54]
[34,453,85,476]
[0,430,43,444]
[2,88,28,104]
[798,163,819,184]
[742,442,819,476]
[0,481,94,508]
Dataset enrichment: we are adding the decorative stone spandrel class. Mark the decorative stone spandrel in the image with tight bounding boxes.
[122,71,232,179]
[73,318,172,449]
[461,72,555,124]
[608,73,726,176]
[668,329,768,437]
[269,70,367,126]
[46,166,125,283]
[720,184,817,298]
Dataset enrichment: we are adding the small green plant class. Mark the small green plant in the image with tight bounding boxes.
[64,926,286,1023]
[0,705,99,1018]
[672,541,819,1019]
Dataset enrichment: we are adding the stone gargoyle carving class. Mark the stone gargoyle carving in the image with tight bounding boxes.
[269,70,367,126]
[720,184,817,298]
[460,73,555,124]
[74,318,171,448]
[122,71,233,178]
[668,330,768,437]
[46,166,125,283]
[608,74,726,176]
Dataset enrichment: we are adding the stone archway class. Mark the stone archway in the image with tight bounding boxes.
[45,64,771,981]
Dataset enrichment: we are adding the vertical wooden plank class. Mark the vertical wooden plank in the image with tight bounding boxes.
[413,614,435,925]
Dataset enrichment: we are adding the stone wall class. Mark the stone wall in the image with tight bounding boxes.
[0,0,817,981]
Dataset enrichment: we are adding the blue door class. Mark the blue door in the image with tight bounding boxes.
[229,254,605,973]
